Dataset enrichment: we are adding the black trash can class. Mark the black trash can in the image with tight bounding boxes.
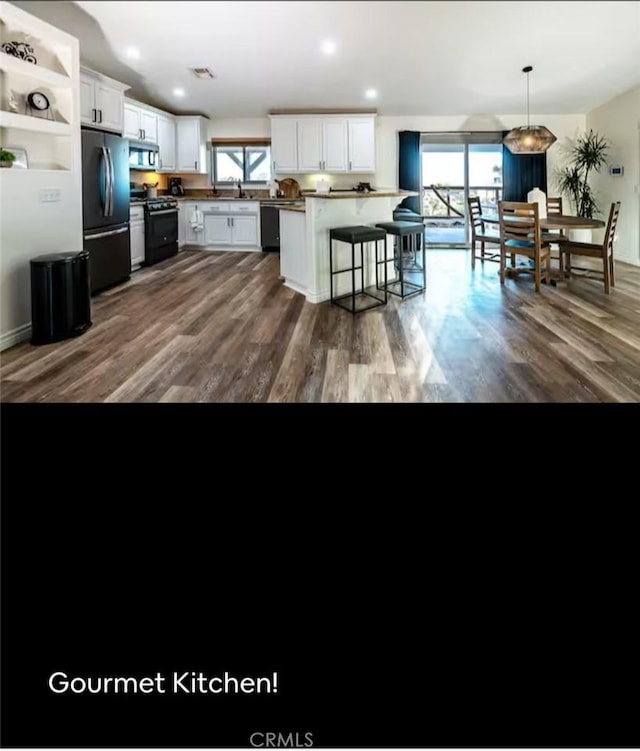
[30,251,92,345]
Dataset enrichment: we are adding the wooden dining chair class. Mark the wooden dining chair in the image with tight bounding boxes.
[545,196,566,268]
[498,201,551,293]
[467,195,501,269]
[558,202,621,294]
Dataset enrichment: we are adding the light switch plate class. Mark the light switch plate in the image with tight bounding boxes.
[40,189,61,202]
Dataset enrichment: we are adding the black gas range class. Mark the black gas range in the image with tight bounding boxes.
[143,198,179,265]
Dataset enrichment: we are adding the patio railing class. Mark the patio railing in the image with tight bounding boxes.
[423,185,503,219]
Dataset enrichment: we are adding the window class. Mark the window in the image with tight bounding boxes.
[211,140,271,185]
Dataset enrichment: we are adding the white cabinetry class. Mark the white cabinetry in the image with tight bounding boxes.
[271,117,298,173]
[130,206,145,269]
[123,100,158,143]
[123,102,141,139]
[297,119,348,173]
[270,115,375,175]
[157,115,176,172]
[80,67,128,132]
[347,118,376,172]
[141,110,157,143]
[175,116,208,173]
[230,215,258,246]
[204,214,232,245]
[194,202,260,250]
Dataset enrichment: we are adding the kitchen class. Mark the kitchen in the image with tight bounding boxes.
[1,0,639,404]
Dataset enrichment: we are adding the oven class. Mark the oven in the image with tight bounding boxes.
[144,200,179,265]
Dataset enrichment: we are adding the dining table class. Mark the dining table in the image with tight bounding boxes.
[481,213,605,232]
[480,213,605,284]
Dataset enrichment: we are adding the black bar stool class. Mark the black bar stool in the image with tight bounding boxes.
[329,225,388,314]
[375,221,426,299]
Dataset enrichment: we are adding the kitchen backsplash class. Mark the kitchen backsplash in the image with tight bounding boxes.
[130,170,379,194]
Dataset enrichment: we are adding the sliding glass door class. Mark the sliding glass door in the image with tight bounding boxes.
[421,133,503,248]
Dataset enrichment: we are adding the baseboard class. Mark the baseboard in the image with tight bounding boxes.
[0,322,31,351]
[283,279,310,298]
[616,255,640,268]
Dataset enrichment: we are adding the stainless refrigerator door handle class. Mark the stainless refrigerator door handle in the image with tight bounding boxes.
[106,147,115,216]
[84,227,129,241]
[100,146,110,216]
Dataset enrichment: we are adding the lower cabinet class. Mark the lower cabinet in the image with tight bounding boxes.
[181,202,260,249]
[204,214,232,245]
[203,212,259,248]
[130,211,145,268]
[230,215,259,246]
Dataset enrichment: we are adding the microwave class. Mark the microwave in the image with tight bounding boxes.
[129,139,159,171]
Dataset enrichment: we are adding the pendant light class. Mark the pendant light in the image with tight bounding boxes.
[503,66,557,154]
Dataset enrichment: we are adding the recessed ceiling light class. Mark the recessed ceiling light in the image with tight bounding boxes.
[125,46,140,60]
[173,88,186,97]
[364,88,378,99]
[321,40,337,55]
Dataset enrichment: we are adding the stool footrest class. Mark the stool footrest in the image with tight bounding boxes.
[332,287,387,314]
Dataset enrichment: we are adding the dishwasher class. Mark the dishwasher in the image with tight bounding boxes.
[260,204,281,252]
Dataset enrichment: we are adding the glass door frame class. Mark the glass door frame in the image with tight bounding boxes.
[420,132,504,249]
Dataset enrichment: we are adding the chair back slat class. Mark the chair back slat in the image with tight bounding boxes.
[603,202,621,254]
[547,196,563,216]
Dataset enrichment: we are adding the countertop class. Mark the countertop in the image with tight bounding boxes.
[303,190,419,199]
[277,205,306,213]
[172,196,302,204]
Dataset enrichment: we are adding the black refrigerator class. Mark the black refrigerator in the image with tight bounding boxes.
[82,128,131,294]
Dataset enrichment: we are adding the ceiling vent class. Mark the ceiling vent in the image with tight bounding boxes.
[191,68,216,80]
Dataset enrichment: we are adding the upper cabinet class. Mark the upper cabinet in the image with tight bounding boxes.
[175,116,208,174]
[123,101,142,139]
[123,100,158,143]
[157,114,176,172]
[80,67,129,133]
[123,99,175,172]
[270,114,375,174]
[271,118,298,173]
[297,118,348,173]
[347,118,376,172]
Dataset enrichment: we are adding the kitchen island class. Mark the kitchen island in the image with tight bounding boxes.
[278,191,418,303]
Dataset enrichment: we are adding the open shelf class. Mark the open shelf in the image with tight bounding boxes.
[0,53,71,88]
[0,110,70,135]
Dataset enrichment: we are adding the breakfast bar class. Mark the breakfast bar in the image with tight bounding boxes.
[278,191,419,303]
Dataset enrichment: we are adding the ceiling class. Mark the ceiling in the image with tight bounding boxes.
[12,1,640,117]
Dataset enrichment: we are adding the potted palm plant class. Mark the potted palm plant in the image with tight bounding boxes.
[554,130,610,241]
[0,148,17,168]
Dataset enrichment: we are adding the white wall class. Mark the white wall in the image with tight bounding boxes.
[208,118,269,140]
[0,3,82,350]
[587,85,640,266]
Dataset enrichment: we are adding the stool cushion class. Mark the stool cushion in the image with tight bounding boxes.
[330,225,386,243]
[376,221,425,236]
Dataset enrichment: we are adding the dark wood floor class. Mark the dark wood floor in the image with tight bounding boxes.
[2,249,640,402]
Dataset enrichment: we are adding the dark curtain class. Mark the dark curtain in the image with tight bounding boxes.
[502,130,548,202]
[398,131,421,213]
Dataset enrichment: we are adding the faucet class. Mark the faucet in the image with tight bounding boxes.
[237,181,244,198]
